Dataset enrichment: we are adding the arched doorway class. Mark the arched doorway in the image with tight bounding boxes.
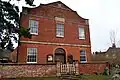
[54,48,66,64]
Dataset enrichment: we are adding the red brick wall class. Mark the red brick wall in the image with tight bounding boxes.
[18,43,91,63]
[20,15,90,45]
[79,63,109,74]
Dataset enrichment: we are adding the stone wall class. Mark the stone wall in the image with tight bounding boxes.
[0,63,56,78]
[0,62,109,78]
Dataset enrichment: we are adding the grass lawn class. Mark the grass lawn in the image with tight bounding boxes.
[7,77,59,80]
[79,75,110,80]
[7,75,110,80]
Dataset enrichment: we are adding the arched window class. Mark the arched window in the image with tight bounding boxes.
[80,50,87,63]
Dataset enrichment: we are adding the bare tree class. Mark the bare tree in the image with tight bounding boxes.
[110,30,117,47]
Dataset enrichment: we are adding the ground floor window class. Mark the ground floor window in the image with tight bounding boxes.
[80,50,87,63]
[27,48,37,63]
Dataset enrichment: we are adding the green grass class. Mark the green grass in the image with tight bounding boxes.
[7,75,110,80]
[79,74,110,80]
[7,77,58,80]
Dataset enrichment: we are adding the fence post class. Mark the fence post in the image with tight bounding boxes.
[56,62,61,77]
[67,62,69,73]
[75,61,79,75]
[0,65,2,79]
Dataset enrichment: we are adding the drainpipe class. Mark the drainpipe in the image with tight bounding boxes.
[16,44,19,63]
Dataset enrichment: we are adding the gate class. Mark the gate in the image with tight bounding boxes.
[56,62,79,76]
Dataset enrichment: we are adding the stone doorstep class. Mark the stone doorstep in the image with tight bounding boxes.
[59,73,79,80]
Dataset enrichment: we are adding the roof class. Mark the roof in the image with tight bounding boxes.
[94,46,120,55]
[106,47,120,53]
[94,51,106,55]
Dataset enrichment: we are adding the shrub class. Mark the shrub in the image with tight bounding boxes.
[103,67,109,75]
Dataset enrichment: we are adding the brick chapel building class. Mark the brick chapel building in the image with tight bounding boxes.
[17,1,92,64]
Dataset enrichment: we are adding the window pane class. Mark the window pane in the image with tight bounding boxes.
[29,20,38,34]
[27,48,37,63]
[56,24,64,37]
[80,50,86,55]
[80,50,87,63]
[79,27,85,39]
[80,56,86,60]
[80,56,86,62]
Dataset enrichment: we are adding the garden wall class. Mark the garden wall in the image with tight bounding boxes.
[0,63,56,78]
[0,62,110,78]
[79,62,110,74]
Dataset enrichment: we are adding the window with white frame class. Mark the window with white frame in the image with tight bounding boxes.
[80,50,87,63]
[56,24,64,37]
[29,20,38,35]
[27,48,37,63]
[79,27,85,39]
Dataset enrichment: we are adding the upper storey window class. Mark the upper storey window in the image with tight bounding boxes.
[55,17,65,38]
[56,24,64,37]
[29,20,38,35]
[79,27,85,39]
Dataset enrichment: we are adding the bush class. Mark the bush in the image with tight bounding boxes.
[103,67,109,75]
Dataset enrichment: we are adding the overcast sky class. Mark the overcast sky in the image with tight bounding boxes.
[32,0,120,52]
[7,0,120,52]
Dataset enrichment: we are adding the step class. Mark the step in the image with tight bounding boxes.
[61,77,79,80]
[60,75,79,80]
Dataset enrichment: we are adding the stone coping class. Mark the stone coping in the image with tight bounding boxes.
[79,62,109,64]
[0,63,56,65]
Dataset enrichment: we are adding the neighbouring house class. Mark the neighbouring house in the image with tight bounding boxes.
[92,43,120,64]
[14,1,91,64]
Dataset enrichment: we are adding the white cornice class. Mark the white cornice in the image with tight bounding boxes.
[21,40,91,48]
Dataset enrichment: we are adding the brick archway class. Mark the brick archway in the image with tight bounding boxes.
[54,48,66,64]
